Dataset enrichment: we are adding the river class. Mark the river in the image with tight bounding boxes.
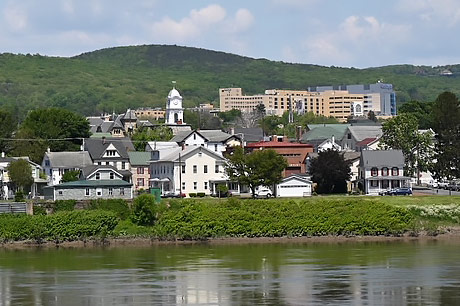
[1,239,460,305]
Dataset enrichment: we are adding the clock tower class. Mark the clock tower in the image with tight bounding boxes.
[165,86,185,125]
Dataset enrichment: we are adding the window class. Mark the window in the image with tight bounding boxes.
[182,182,186,190]
[98,162,101,165]
[371,167,378,177]
[204,182,208,190]
[122,162,126,170]
[193,133,196,140]
[85,188,90,196]
[120,188,124,195]
[193,165,197,174]
[381,167,389,176]
[137,178,144,186]
[391,167,399,176]
[382,180,389,189]
[215,164,219,173]
[106,150,116,157]
[45,160,50,167]
[204,165,208,173]
[105,162,110,165]
[110,172,114,179]
[58,190,63,196]
[96,173,100,180]
[193,182,197,190]
[109,188,113,196]
[137,167,144,174]
[182,165,186,174]
[96,188,102,196]
[370,180,379,187]
[214,144,218,152]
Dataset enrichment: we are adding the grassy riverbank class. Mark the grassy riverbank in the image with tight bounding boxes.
[1,196,459,244]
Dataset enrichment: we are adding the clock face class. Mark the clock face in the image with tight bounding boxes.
[173,99,178,105]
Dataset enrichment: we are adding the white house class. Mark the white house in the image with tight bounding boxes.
[359,150,411,195]
[150,146,228,196]
[276,175,312,197]
[42,150,93,186]
[317,136,342,152]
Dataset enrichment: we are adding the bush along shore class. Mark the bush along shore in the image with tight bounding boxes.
[1,195,460,244]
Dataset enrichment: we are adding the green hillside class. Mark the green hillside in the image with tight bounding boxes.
[0,44,459,119]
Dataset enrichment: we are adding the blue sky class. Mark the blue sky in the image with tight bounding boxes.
[1,0,460,68]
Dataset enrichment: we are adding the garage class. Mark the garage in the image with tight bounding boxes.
[276,175,312,197]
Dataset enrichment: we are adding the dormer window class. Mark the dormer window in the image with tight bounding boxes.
[96,173,100,180]
[106,150,116,157]
[193,134,196,140]
[391,167,399,176]
[381,167,389,176]
[371,167,378,177]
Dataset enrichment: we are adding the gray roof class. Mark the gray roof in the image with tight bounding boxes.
[348,126,383,142]
[170,130,236,143]
[45,151,93,168]
[360,150,404,168]
[301,126,348,143]
[231,127,264,143]
[50,179,132,188]
[84,137,134,160]
[151,146,225,163]
[308,151,361,162]
[122,109,137,121]
[88,118,114,134]
[198,130,235,142]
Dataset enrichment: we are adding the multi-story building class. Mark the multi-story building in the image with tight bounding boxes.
[309,82,396,116]
[134,108,165,121]
[219,88,366,122]
[245,136,314,177]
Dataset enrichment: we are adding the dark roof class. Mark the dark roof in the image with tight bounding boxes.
[84,137,134,160]
[360,150,404,168]
[232,127,264,143]
[50,179,132,188]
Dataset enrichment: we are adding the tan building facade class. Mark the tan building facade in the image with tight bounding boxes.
[219,88,365,122]
[135,108,165,121]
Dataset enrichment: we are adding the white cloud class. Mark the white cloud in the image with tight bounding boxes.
[271,0,318,8]
[232,8,254,32]
[303,16,412,67]
[3,4,28,31]
[397,0,460,26]
[151,4,226,42]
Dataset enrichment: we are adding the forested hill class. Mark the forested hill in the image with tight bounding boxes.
[1,44,459,118]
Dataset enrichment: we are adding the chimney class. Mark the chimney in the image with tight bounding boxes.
[332,135,335,145]
[47,147,51,153]
[230,127,235,135]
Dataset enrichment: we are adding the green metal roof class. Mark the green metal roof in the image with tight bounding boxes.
[128,151,151,166]
[49,179,132,188]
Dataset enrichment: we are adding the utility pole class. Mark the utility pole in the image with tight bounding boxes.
[178,152,182,197]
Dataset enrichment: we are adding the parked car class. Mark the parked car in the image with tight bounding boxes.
[255,187,272,198]
[161,192,186,198]
[380,187,412,196]
[437,181,449,189]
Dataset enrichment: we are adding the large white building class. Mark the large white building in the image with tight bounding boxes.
[150,146,227,196]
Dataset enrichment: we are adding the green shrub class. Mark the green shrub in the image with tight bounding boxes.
[14,191,24,202]
[152,198,415,240]
[54,200,76,212]
[33,205,47,215]
[189,193,197,197]
[131,194,157,226]
[0,210,119,241]
[197,192,206,197]
[89,199,130,220]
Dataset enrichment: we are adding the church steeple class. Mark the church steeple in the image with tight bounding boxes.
[165,83,184,125]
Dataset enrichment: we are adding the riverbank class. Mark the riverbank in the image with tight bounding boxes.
[1,196,460,248]
[4,226,460,249]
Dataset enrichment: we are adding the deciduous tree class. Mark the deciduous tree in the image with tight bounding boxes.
[0,109,16,154]
[225,147,288,197]
[7,159,33,192]
[309,149,351,194]
[431,92,460,179]
[379,113,434,178]
[131,126,173,151]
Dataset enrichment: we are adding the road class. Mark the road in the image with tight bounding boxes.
[413,187,460,196]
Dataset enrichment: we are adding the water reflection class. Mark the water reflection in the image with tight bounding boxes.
[0,240,459,305]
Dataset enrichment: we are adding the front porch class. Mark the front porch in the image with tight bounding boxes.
[364,176,412,195]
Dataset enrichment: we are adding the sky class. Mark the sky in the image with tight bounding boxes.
[1,0,460,68]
